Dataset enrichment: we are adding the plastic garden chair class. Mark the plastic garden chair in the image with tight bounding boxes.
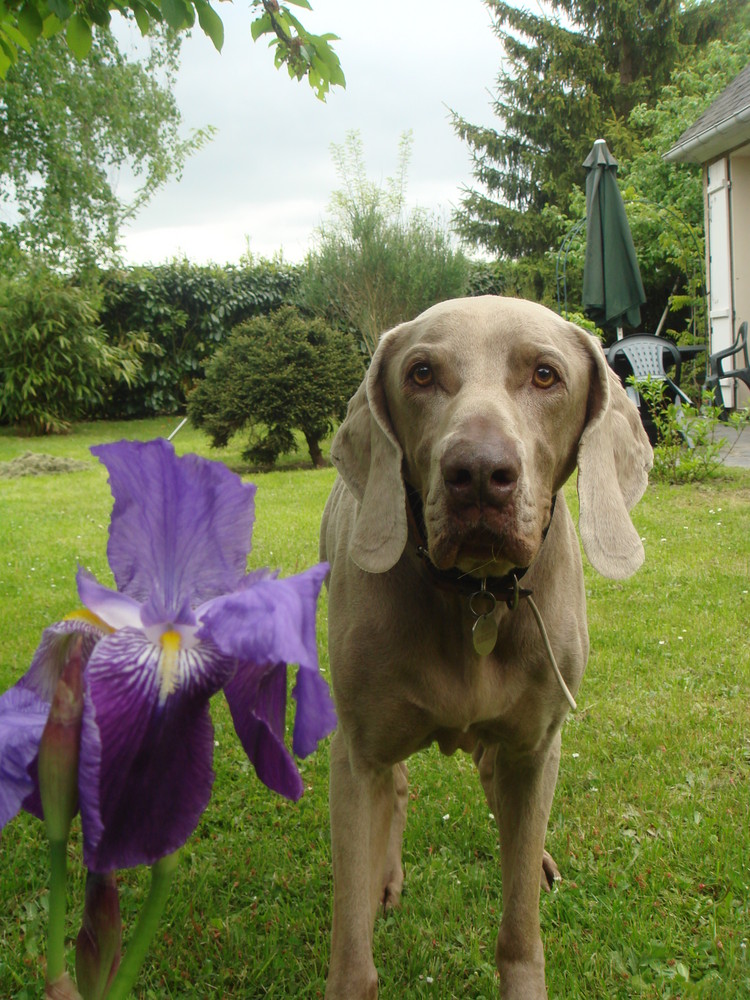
[607,334,692,407]
[704,321,750,411]
[607,334,694,444]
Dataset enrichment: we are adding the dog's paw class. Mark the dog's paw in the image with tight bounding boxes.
[540,850,561,892]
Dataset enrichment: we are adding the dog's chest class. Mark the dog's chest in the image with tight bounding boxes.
[392,620,558,758]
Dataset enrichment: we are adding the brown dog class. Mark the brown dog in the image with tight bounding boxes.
[320,296,652,999]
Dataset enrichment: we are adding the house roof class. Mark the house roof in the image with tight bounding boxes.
[664,62,750,163]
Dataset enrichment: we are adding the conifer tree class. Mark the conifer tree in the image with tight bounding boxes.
[453,0,742,260]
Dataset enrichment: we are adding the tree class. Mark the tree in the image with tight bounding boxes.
[452,0,742,261]
[551,25,750,343]
[301,131,470,356]
[187,305,364,468]
[620,28,750,339]
[623,28,750,235]
[0,0,344,100]
[0,29,211,270]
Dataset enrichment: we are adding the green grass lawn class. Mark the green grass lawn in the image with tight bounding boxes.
[1,420,748,999]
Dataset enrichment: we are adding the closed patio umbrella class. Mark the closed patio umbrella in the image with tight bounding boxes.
[582,139,646,339]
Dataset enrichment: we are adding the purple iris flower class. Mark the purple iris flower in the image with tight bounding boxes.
[0,439,336,873]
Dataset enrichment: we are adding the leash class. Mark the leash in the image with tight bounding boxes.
[405,487,577,711]
[525,595,577,711]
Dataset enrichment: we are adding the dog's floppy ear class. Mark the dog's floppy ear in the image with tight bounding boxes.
[330,328,407,573]
[573,327,653,579]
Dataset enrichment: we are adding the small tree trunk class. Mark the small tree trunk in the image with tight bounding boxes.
[304,432,326,468]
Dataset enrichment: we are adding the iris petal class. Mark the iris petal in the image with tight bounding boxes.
[0,686,49,828]
[224,663,304,801]
[92,439,256,614]
[291,666,337,758]
[77,568,143,631]
[79,627,234,871]
[201,562,336,769]
[199,563,330,672]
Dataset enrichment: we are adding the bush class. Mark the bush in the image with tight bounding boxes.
[187,305,364,468]
[0,268,142,433]
[98,258,302,418]
[301,131,469,355]
[634,378,749,483]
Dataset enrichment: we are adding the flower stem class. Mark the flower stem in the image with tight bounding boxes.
[46,839,69,984]
[103,851,179,1000]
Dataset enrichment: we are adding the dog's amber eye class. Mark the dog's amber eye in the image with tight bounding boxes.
[410,362,434,388]
[532,365,559,389]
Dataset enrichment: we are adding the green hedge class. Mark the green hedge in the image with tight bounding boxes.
[98,258,302,418]
[0,257,513,432]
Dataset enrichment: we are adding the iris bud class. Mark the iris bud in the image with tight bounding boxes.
[38,638,84,843]
[76,871,122,1000]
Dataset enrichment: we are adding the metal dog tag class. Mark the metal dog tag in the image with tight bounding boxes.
[470,580,498,656]
[472,613,498,656]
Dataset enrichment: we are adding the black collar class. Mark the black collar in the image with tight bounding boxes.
[404,486,556,609]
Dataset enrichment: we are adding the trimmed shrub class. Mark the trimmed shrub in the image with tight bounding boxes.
[188,305,364,468]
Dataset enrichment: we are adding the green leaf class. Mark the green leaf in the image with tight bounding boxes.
[310,41,344,90]
[273,9,292,39]
[1,22,32,52]
[250,11,272,40]
[88,1,111,28]
[135,0,163,19]
[194,0,223,51]
[311,54,330,85]
[0,39,14,80]
[131,2,151,34]
[326,55,345,88]
[47,0,74,20]
[17,2,44,44]
[328,61,345,88]
[284,0,312,8]
[41,13,63,38]
[281,8,305,33]
[160,0,190,30]
[65,13,92,60]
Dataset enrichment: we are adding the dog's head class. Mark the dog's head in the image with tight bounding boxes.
[331,296,653,580]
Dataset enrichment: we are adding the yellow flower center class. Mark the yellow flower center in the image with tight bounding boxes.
[159,629,182,702]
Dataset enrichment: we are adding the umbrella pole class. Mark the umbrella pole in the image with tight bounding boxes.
[616,326,624,340]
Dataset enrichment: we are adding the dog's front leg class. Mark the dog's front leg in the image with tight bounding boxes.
[326,729,400,1000]
[478,734,561,1000]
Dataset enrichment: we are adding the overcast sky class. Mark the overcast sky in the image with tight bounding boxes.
[116,0,502,266]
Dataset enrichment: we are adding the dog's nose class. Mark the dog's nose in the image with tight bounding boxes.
[441,435,520,508]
